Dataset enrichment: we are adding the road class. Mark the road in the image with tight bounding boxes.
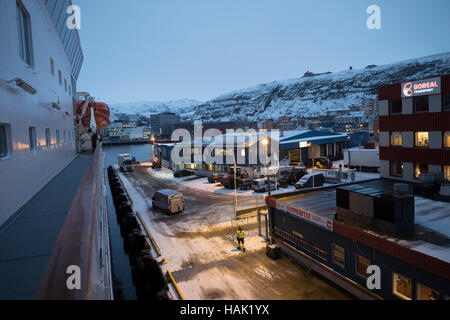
[119,165,353,300]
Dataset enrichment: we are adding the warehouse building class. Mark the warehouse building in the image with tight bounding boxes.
[266,179,450,300]
[378,75,450,182]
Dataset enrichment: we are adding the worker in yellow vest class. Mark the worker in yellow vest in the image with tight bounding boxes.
[236,227,246,252]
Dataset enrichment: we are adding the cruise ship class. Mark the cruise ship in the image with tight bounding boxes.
[0,0,112,299]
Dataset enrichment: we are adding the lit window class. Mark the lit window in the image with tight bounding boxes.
[444,166,450,182]
[45,128,51,147]
[414,96,429,113]
[355,255,371,278]
[444,131,450,148]
[390,100,402,114]
[414,163,429,179]
[417,283,440,300]
[390,132,403,146]
[0,124,11,159]
[415,132,429,147]
[393,272,412,300]
[390,161,404,177]
[332,244,345,268]
[29,126,37,151]
[16,1,33,66]
[50,57,55,76]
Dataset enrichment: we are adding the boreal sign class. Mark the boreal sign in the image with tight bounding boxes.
[401,77,441,98]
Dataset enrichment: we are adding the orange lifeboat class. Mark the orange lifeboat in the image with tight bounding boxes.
[76,101,111,130]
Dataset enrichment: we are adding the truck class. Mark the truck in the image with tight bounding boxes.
[118,154,134,172]
[343,148,380,172]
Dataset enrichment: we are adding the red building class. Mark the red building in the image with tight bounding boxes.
[378,75,450,182]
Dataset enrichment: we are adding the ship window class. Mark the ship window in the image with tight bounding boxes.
[332,243,345,268]
[444,132,450,148]
[63,131,67,144]
[390,99,402,114]
[16,1,33,66]
[390,132,403,146]
[50,57,55,76]
[64,79,67,92]
[58,70,62,85]
[29,126,37,152]
[45,128,51,147]
[69,85,71,96]
[0,124,11,159]
[393,272,412,300]
[414,96,429,113]
[415,131,429,147]
[417,283,440,300]
[444,94,450,111]
[355,255,371,278]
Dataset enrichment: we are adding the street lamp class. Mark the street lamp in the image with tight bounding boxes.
[262,138,271,196]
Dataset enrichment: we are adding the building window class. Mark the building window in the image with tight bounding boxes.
[45,128,51,147]
[0,124,11,159]
[320,144,327,157]
[332,244,345,268]
[443,93,450,111]
[58,70,62,85]
[414,163,429,179]
[56,129,60,146]
[50,57,55,76]
[415,131,429,147]
[390,132,403,146]
[393,272,412,300]
[414,96,429,113]
[444,131,450,148]
[16,1,33,66]
[355,255,371,278]
[390,161,403,177]
[445,166,450,182]
[29,126,37,151]
[417,283,440,300]
[390,99,402,114]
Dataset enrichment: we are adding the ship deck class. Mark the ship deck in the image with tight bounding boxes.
[0,155,92,299]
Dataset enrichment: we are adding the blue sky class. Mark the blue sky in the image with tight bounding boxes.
[73,0,450,104]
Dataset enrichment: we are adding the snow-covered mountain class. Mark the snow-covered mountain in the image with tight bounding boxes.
[110,52,450,123]
[192,52,450,121]
[109,99,202,121]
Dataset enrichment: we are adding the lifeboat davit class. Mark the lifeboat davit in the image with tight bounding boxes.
[76,101,111,131]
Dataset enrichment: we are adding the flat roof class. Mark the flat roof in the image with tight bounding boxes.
[274,179,450,263]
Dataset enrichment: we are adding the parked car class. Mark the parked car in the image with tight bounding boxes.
[295,173,325,189]
[152,189,184,214]
[208,173,223,183]
[288,166,308,185]
[173,170,193,178]
[252,178,279,193]
[237,178,253,190]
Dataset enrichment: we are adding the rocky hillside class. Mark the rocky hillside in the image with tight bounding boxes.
[192,52,450,121]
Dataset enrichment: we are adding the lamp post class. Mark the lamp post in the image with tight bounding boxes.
[262,138,271,196]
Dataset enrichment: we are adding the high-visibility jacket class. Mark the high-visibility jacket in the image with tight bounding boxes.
[236,230,245,239]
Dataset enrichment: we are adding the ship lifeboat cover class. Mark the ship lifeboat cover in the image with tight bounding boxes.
[76,102,111,130]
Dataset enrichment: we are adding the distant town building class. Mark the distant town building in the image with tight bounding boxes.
[151,112,180,136]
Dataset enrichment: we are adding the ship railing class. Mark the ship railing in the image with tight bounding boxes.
[36,143,113,300]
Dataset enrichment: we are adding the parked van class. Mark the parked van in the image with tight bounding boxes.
[295,173,325,189]
[152,189,184,214]
[252,178,278,193]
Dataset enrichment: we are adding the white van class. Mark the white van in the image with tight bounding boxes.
[152,189,184,214]
[252,178,278,193]
[118,154,134,172]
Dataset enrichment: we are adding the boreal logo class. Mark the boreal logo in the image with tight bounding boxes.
[403,82,413,97]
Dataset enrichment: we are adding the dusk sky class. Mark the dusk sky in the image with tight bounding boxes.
[73,0,450,104]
